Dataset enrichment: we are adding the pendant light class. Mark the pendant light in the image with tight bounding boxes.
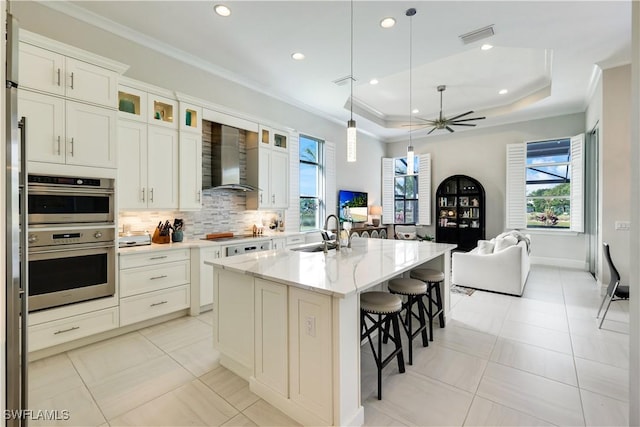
[406,8,416,175]
[347,0,357,162]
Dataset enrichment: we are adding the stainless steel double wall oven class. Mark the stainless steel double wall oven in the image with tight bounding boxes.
[27,174,116,312]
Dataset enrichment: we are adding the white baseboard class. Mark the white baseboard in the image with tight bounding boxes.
[530,256,588,270]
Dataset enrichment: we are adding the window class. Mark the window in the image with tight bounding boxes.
[394,156,419,224]
[506,134,583,232]
[299,135,324,231]
[526,138,571,228]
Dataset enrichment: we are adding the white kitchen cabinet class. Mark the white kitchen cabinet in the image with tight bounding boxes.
[19,90,117,168]
[119,249,190,326]
[118,120,178,210]
[19,42,118,108]
[289,287,333,424]
[215,268,254,377]
[29,307,119,352]
[198,245,224,308]
[179,132,203,210]
[147,126,179,209]
[246,127,289,210]
[255,279,288,397]
[271,237,286,250]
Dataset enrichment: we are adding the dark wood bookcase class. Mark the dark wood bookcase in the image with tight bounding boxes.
[435,175,485,251]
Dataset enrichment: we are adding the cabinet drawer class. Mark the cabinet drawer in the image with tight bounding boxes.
[286,235,305,246]
[120,285,189,326]
[29,307,119,352]
[120,260,189,297]
[120,248,190,269]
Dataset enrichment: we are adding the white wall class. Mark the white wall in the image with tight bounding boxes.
[601,65,632,284]
[11,1,385,214]
[386,113,588,268]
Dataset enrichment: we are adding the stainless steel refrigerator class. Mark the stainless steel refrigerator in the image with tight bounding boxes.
[5,10,28,427]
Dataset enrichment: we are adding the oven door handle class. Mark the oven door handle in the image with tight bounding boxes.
[29,243,115,254]
[28,187,114,196]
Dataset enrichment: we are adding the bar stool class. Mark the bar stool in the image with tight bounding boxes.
[410,268,445,341]
[360,291,406,400]
[386,278,429,365]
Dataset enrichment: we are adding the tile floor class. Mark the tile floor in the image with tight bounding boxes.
[27,265,629,426]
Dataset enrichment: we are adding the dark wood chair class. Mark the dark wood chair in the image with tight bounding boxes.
[597,243,630,329]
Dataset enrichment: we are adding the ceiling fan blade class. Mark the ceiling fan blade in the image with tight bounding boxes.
[451,116,486,123]
[447,111,474,121]
[445,126,455,133]
[449,123,477,127]
[427,127,437,135]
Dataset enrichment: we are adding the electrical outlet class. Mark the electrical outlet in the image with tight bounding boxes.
[615,221,631,231]
[305,316,316,337]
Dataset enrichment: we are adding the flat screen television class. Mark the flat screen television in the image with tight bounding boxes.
[338,190,368,223]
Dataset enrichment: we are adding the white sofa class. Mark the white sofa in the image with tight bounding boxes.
[452,235,531,296]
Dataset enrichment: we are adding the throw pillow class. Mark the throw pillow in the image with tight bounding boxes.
[477,240,495,254]
[494,235,518,252]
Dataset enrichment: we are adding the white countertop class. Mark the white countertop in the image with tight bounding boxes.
[206,239,456,297]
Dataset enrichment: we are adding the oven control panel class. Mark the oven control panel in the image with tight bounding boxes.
[28,227,115,248]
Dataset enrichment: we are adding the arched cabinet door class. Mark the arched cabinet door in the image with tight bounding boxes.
[370,230,379,238]
[379,229,387,239]
[360,231,370,238]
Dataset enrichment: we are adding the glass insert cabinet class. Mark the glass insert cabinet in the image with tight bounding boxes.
[435,174,485,251]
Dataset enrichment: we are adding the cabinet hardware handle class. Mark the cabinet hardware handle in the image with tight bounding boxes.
[150,301,168,307]
[70,72,74,89]
[149,255,167,260]
[260,193,262,203]
[142,188,145,202]
[197,190,201,202]
[150,275,168,280]
[54,326,79,335]
[69,137,74,156]
[150,188,154,202]
[57,68,61,86]
[272,194,275,203]
[56,136,61,155]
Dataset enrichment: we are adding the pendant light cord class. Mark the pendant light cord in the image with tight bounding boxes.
[409,10,412,144]
[350,0,354,121]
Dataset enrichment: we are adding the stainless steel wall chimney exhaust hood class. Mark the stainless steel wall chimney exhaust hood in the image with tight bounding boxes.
[211,124,259,192]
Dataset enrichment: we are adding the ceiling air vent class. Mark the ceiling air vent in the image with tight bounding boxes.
[459,25,495,45]
[333,75,356,87]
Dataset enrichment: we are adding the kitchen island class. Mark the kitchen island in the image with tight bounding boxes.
[206,238,456,426]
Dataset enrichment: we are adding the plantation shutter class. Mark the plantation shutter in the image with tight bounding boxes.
[570,133,585,233]
[286,132,300,231]
[325,142,337,218]
[382,158,394,224]
[505,143,527,229]
[418,153,431,225]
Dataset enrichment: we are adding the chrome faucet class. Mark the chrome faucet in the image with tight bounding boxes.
[323,214,341,251]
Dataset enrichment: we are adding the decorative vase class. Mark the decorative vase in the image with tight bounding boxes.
[172,230,184,243]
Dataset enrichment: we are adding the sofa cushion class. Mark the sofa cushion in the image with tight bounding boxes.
[494,235,518,252]
[477,240,495,254]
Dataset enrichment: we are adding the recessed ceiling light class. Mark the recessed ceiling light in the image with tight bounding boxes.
[214,4,231,17]
[498,88,508,95]
[412,109,419,114]
[481,44,493,51]
[369,78,379,85]
[380,17,396,28]
[291,52,305,61]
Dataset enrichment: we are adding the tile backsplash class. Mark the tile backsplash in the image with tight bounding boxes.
[119,190,282,239]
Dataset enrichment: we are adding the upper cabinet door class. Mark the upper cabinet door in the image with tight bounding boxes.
[147,126,179,209]
[65,58,118,108]
[19,43,65,97]
[270,150,289,208]
[18,90,65,164]
[178,132,203,210]
[65,100,117,168]
[118,120,148,210]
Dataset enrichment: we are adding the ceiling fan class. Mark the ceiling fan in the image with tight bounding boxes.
[411,85,486,134]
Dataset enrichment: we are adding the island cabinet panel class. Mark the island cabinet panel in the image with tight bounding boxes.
[216,269,254,375]
[288,287,333,424]
[255,279,288,397]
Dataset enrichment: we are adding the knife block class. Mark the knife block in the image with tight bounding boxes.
[151,228,170,244]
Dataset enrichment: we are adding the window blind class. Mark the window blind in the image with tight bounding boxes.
[325,141,336,219]
[570,133,585,233]
[382,158,394,224]
[418,153,431,225]
[505,143,527,229]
